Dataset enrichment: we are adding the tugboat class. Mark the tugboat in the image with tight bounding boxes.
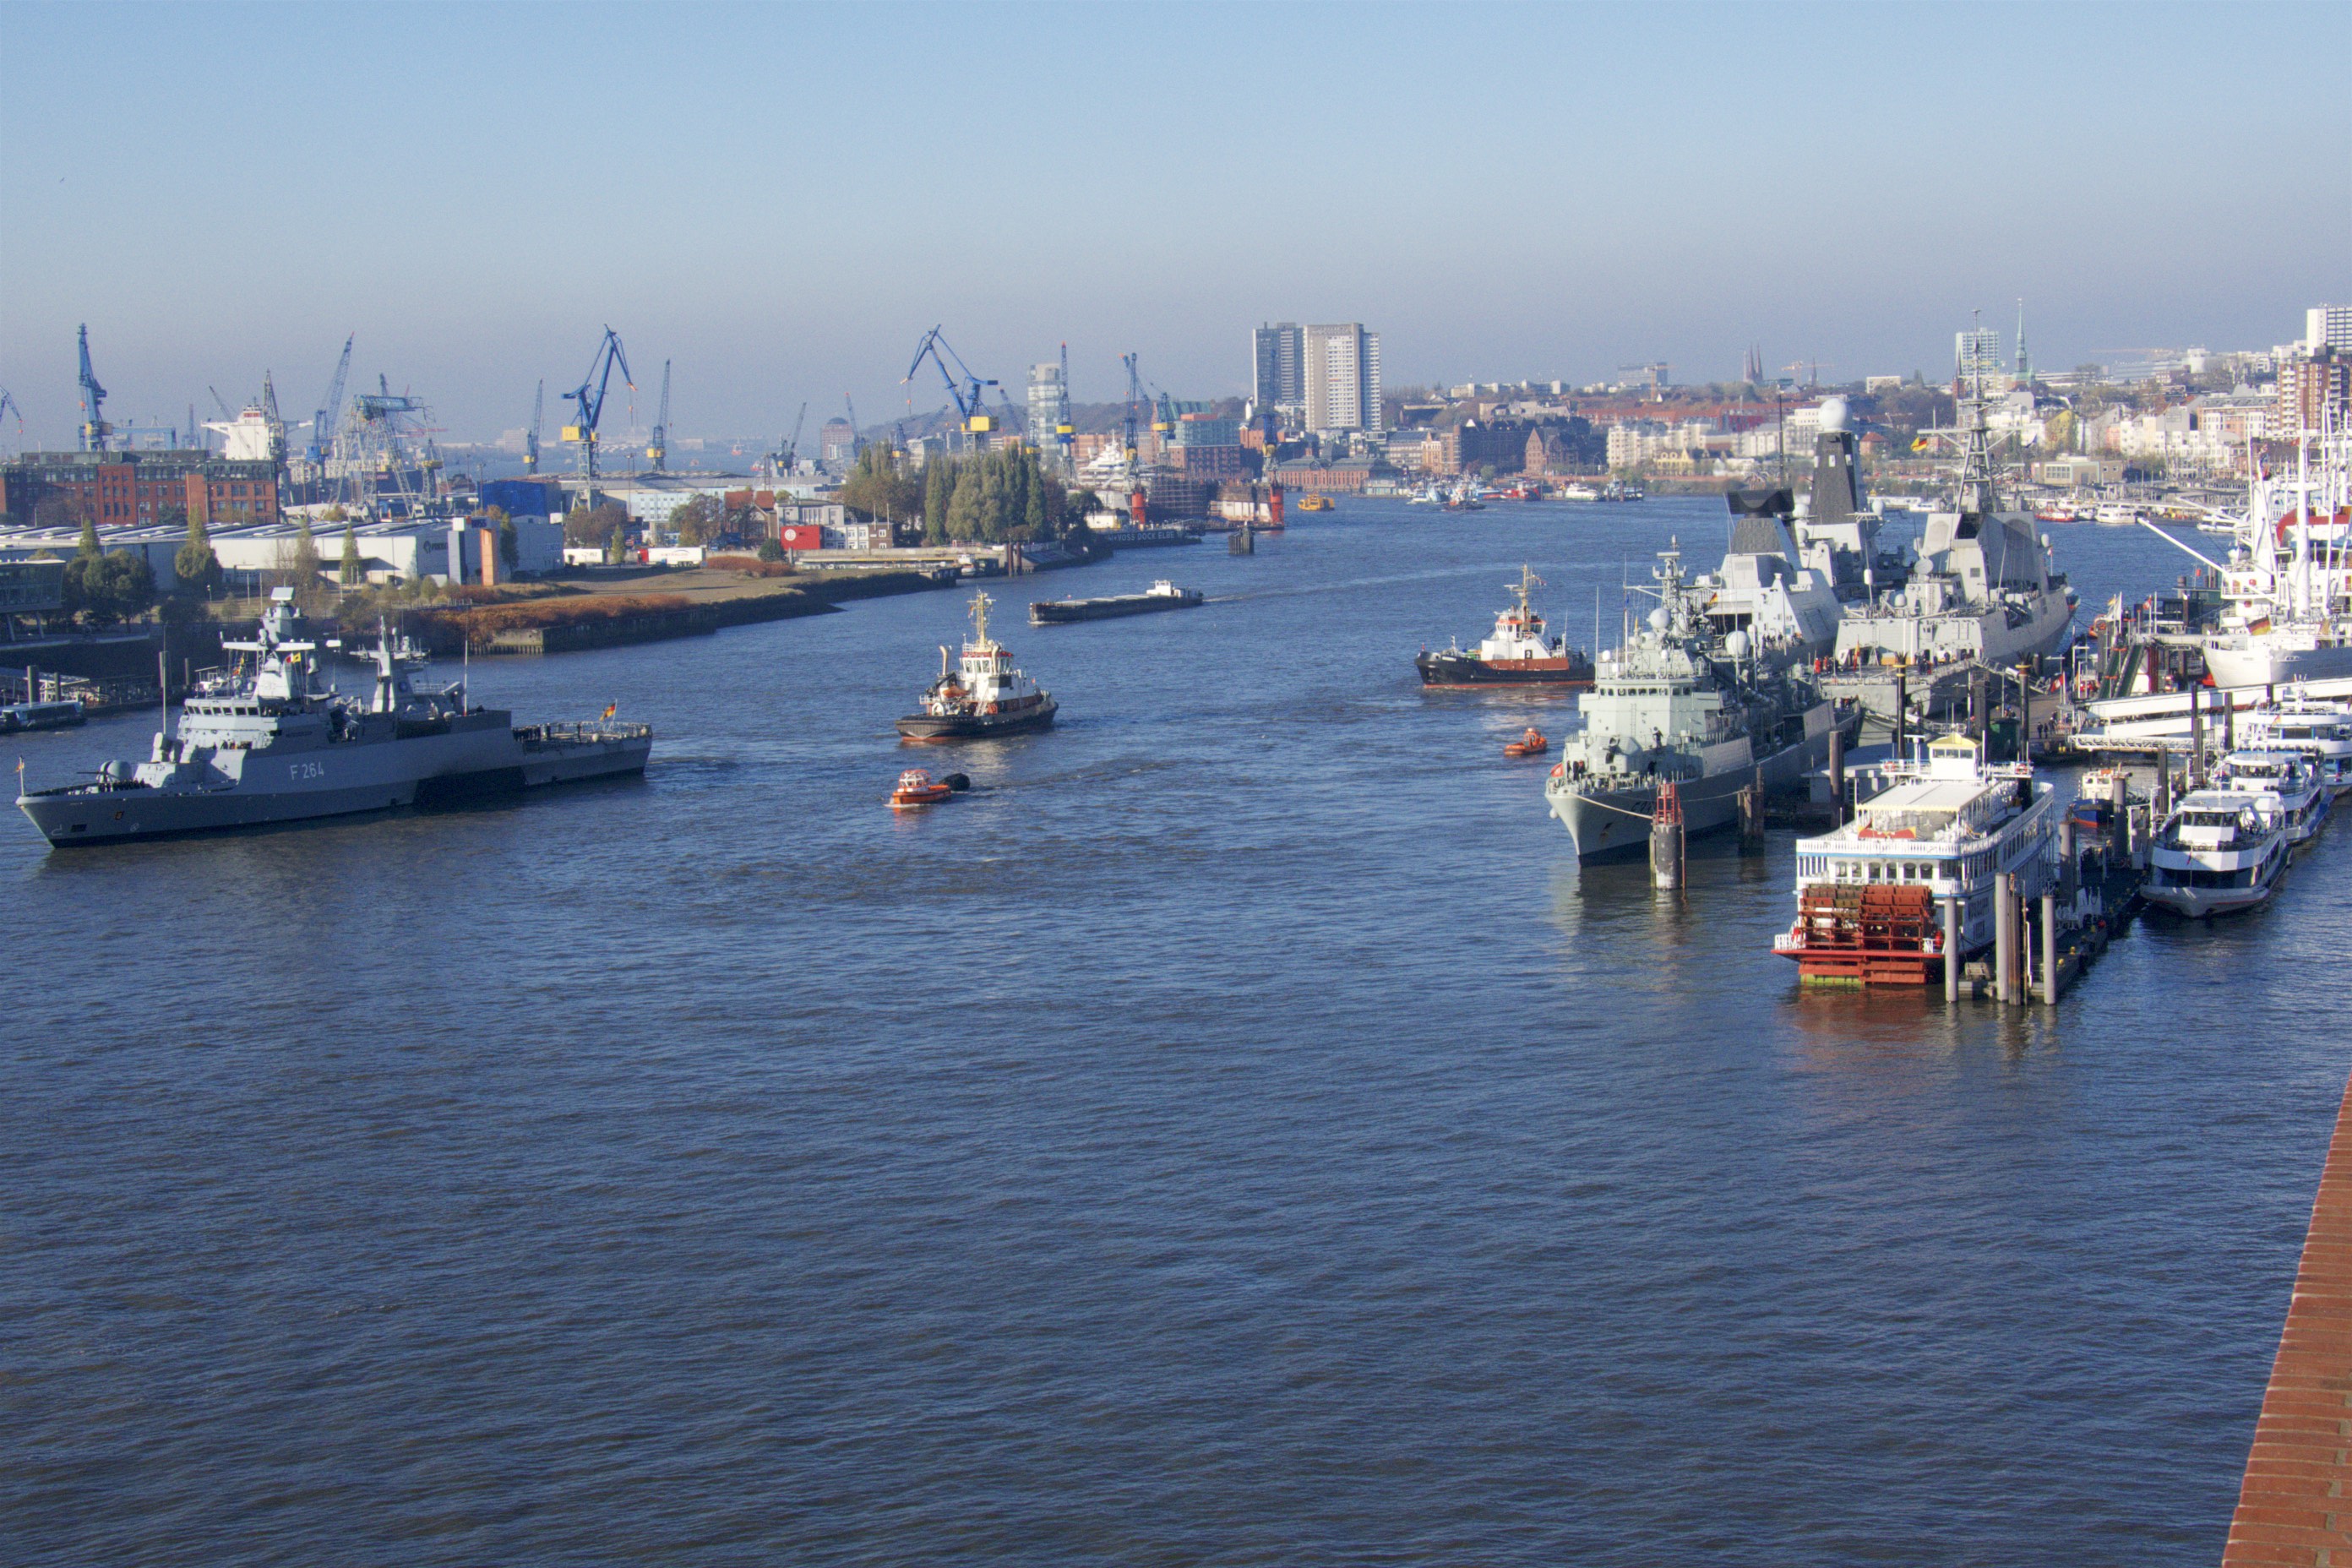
[1417,567,1595,687]
[896,591,1059,741]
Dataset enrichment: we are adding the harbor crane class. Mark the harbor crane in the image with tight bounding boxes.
[1121,352,1146,467]
[0,387,22,455]
[773,400,808,474]
[647,360,672,471]
[77,324,111,451]
[307,335,353,468]
[1054,341,1075,473]
[560,325,634,487]
[843,393,864,460]
[904,326,999,446]
[525,380,544,473]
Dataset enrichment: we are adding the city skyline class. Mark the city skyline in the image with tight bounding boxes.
[1,1,2345,449]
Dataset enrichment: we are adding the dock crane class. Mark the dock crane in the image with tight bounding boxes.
[904,326,999,447]
[0,388,22,455]
[76,324,111,451]
[774,400,808,473]
[307,335,353,468]
[525,380,544,473]
[560,325,634,487]
[1121,352,1145,467]
[843,393,865,460]
[1054,341,1075,472]
[647,359,672,471]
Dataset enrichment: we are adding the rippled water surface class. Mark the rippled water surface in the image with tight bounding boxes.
[6,498,2343,1565]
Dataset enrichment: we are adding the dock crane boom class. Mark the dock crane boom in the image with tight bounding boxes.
[776,400,808,471]
[307,335,353,467]
[1121,352,1144,467]
[843,393,863,460]
[647,359,672,471]
[76,324,110,452]
[525,379,544,473]
[0,387,22,454]
[903,326,999,445]
[1054,341,1075,472]
[560,325,634,487]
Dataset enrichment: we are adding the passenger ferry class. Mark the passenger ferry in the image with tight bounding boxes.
[2213,749,2332,845]
[2144,787,2289,917]
[1772,732,2059,985]
[2243,694,2352,796]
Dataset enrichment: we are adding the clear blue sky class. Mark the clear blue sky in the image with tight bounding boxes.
[1,1,2344,449]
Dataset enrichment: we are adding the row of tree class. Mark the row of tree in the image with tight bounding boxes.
[864,444,1089,545]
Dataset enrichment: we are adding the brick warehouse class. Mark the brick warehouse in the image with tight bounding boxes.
[0,449,280,531]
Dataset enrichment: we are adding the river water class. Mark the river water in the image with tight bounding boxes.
[6,498,2341,1565]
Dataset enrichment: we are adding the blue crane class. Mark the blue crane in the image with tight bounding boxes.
[647,359,672,471]
[76,324,110,452]
[904,326,999,444]
[560,326,634,486]
[0,386,22,455]
[307,335,353,468]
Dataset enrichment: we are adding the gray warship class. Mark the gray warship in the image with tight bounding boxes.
[1544,544,1856,860]
[16,588,651,847]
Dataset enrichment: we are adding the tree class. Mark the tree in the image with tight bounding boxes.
[756,536,787,563]
[924,458,953,544]
[76,518,101,560]
[340,524,363,585]
[63,549,155,625]
[945,464,985,542]
[175,510,219,595]
[667,494,725,546]
[840,442,923,524]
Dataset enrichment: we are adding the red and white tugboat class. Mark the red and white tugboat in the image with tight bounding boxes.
[1416,566,1595,687]
[896,591,1059,741]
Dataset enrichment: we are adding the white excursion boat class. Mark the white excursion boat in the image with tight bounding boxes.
[2213,749,2333,846]
[2143,787,2289,917]
[2242,694,2352,796]
[1772,732,2059,985]
[1557,483,1600,503]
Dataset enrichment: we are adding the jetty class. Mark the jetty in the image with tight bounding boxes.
[2223,1071,2352,1564]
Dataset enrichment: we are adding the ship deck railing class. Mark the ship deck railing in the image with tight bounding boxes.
[515,721,653,745]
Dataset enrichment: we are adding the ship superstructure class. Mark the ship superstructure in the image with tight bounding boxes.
[1417,566,1594,686]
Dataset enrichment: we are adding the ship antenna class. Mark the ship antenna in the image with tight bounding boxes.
[971,590,991,647]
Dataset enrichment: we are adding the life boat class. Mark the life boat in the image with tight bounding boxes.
[889,768,954,808]
[1503,727,1549,758]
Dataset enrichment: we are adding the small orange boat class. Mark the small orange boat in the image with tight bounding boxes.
[1502,727,1549,758]
[889,768,954,808]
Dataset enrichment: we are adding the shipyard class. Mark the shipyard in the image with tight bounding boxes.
[4,3,2349,1565]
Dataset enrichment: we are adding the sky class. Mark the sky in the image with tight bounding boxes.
[1,0,2346,450]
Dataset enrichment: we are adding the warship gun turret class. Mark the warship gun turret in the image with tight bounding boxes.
[16,589,651,847]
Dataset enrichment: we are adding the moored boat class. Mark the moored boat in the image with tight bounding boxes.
[2143,787,2289,917]
[2213,749,2332,845]
[1772,733,2060,985]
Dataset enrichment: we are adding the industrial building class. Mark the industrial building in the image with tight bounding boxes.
[1,449,281,529]
[0,514,563,589]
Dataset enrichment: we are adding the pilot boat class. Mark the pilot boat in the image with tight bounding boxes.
[1417,567,1595,687]
[897,591,1059,741]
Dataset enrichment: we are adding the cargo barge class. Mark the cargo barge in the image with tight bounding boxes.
[1030,580,1202,625]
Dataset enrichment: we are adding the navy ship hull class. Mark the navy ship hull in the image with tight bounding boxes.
[18,725,651,847]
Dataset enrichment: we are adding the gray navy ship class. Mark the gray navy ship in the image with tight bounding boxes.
[16,588,651,847]
[1544,544,1856,860]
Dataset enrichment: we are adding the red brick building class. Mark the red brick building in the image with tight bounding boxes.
[0,449,280,530]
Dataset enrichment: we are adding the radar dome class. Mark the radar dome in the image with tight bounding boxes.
[1818,395,1851,433]
[1647,607,1671,634]
[1725,629,1752,661]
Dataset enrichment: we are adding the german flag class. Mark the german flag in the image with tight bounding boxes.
[602,703,617,721]
[1910,435,1932,453]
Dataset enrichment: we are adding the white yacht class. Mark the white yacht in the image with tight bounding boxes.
[2213,749,2332,845]
[2144,787,2289,917]
[2242,694,2352,796]
[1772,733,2059,985]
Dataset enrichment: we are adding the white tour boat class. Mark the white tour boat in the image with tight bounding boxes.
[1772,732,2060,985]
[2243,694,2352,797]
[2213,749,2332,846]
[2143,787,2289,917]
